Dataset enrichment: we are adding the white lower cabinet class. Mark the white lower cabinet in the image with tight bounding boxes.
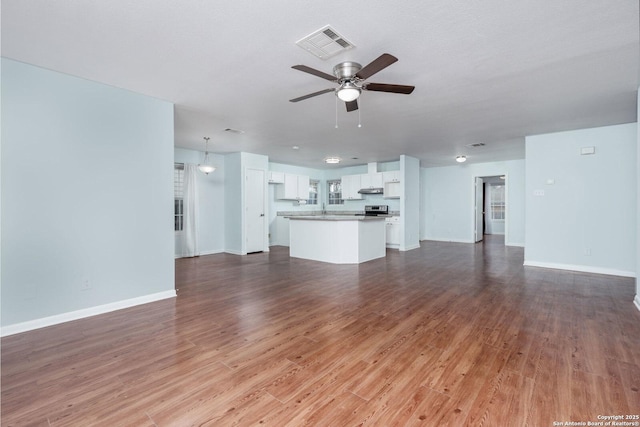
[385,216,400,247]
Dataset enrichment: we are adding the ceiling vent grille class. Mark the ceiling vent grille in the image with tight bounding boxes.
[296,25,355,60]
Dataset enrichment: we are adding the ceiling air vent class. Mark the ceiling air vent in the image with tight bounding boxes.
[296,25,355,60]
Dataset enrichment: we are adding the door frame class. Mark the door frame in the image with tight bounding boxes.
[472,173,509,244]
[244,168,267,254]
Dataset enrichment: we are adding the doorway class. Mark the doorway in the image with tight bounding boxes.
[245,168,265,253]
[474,175,507,244]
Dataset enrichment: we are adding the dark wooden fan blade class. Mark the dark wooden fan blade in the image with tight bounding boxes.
[345,100,358,112]
[289,88,335,103]
[355,53,398,80]
[363,83,415,94]
[292,65,337,81]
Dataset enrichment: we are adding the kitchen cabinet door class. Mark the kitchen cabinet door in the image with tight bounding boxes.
[268,171,285,184]
[385,216,401,246]
[382,170,400,183]
[341,174,363,200]
[277,173,309,200]
[361,173,383,189]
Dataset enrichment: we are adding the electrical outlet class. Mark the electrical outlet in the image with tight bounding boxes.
[584,248,592,256]
[81,279,91,290]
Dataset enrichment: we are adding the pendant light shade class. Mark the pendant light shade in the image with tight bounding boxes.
[198,137,216,174]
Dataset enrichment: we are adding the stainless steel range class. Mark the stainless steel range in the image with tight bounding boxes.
[358,205,389,216]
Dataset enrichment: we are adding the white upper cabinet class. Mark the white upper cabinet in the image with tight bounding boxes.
[360,172,383,189]
[276,173,309,200]
[341,174,363,200]
[382,170,400,183]
[268,171,285,184]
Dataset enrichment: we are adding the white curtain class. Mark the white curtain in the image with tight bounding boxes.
[182,164,199,257]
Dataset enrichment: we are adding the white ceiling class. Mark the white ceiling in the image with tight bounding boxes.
[2,1,638,168]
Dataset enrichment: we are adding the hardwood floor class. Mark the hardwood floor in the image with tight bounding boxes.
[2,236,639,426]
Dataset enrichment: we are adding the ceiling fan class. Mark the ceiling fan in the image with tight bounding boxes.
[289,53,415,112]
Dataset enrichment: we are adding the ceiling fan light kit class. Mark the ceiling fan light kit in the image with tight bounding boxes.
[456,155,467,163]
[337,82,361,102]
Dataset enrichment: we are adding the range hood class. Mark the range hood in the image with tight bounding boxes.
[358,187,384,194]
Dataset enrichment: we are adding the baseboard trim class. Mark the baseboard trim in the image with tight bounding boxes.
[400,243,421,252]
[1,290,177,337]
[506,242,525,248]
[523,261,636,278]
[421,238,475,244]
[634,295,640,312]
[198,249,224,256]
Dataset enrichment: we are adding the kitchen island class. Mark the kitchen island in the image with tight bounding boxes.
[288,215,386,264]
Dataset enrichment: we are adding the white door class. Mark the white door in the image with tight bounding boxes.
[245,168,265,253]
[474,177,484,242]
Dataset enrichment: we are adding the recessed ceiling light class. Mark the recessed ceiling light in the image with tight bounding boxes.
[456,155,467,163]
[292,145,300,150]
[325,157,341,164]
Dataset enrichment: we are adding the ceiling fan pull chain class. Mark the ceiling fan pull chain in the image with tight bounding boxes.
[358,97,362,128]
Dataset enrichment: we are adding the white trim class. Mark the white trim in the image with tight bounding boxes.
[1,290,177,337]
[225,249,244,255]
[506,242,525,247]
[400,243,421,251]
[421,237,475,244]
[523,261,636,278]
[198,249,225,256]
[634,295,640,312]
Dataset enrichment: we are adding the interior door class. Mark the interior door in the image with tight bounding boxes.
[245,168,265,253]
[474,177,484,242]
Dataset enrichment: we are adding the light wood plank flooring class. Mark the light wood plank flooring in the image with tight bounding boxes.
[2,236,639,426]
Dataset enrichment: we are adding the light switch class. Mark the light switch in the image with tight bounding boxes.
[580,146,595,155]
[533,190,545,196]
[546,179,555,185]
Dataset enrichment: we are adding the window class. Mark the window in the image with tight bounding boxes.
[490,184,505,220]
[307,180,319,205]
[174,163,184,231]
[327,179,343,205]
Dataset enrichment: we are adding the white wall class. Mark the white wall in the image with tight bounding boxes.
[224,152,269,254]
[1,59,175,332]
[525,123,637,277]
[401,155,421,251]
[174,148,226,256]
[421,159,526,246]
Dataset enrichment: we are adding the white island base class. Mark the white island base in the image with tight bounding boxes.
[289,216,386,264]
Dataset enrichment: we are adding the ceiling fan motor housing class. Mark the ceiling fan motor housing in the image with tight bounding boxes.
[333,62,362,81]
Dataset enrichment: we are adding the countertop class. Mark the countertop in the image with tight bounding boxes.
[287,215,386,221]
[278,211,400,217]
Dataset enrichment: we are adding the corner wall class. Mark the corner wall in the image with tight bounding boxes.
[174,148,226,256]
[1,59,175,334]
[420,159,526,246]
[525,123,637,277]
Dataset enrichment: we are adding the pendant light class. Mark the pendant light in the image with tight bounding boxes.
[198,137,215,174]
